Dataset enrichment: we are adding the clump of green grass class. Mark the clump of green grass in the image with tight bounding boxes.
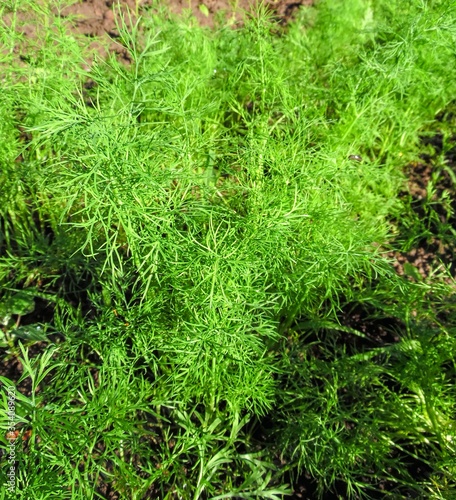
[0,0,455,498]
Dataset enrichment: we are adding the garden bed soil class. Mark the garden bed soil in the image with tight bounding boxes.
[390,133,456,281]
[61,0,314,37]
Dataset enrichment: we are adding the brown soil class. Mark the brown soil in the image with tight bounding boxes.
[61,0,313,39]
[390,132,456,281]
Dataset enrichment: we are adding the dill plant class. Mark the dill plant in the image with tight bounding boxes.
[0,0,455,498]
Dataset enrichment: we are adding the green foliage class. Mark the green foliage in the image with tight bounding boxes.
[0,0,455,498]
